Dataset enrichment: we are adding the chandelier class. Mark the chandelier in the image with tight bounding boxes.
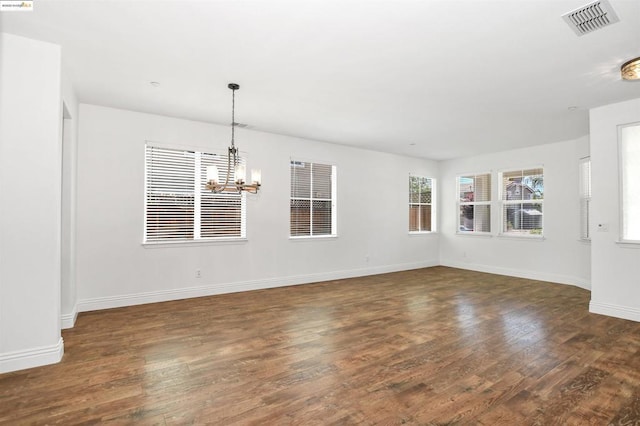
[206,83,261,194]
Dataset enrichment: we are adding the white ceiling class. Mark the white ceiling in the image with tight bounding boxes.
[2,0,640,160]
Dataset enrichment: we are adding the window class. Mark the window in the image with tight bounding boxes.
[290,160,336,237]
[499,168,543,236]
[144,144,245,243]
[409,175,435,232]
[457,173,491,233]
[620,123,640,242]
[579,157,591,240]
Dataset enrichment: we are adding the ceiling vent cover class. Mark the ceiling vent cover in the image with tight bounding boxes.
[562,0,620,36]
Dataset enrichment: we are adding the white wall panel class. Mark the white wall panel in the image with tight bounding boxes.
[590,98,640,321]
[0,33,63,372]
[76,104,439,308]
[439,137,591,289]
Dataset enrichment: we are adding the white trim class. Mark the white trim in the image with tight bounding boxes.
[496,234,545,241]
[455,232,493,238]
[440,260,590,290]
[589,301,640,323]
[61,306,77,329]
[142,238,248,248]
[0,337,64,374]
[408,231,438,236]
[615,240,640,248]
[77,260,439,312]
[497,164,545,175]
[145,139,219,153]
[289,155,337,168]
[289,235,338,241]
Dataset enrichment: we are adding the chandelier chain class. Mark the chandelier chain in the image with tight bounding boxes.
[231,86,236,149]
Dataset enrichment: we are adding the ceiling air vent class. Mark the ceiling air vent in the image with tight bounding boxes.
[562,0,620,36]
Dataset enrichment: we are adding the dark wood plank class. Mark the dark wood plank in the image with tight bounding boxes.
[2,266,640,424]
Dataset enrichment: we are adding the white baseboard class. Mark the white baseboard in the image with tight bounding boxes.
[440,260,591,290]
[61,306,77,329]
[77,260,439,312]
[0,337,64,374]
[589,301,640,322]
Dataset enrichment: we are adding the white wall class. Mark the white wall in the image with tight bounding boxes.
[439,136,591,288]
[0,33,63,372]
[76,104,439,310]
[589,97,640,321]
[61,75,79,328]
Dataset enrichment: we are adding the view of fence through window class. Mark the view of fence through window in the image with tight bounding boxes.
[290,160,335,237]
[144,144,245,242]
[409,175,433,232]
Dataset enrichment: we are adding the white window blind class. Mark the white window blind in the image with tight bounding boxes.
[199,153,245,239]
[621,123,640,242]
[409,175,435,232]
[500,168,543,236]
[290,160,336,237]
[457,173,491,233]
[144,144,245,243]
[579,157,591,240]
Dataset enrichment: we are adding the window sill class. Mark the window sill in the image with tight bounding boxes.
[456,232,493,238]
[496,233,545,241]
[408,231,438,236]
[616,240,640,248]
[289,235,338,241]
[142,238,248,248]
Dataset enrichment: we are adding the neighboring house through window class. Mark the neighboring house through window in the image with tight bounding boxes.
[144,143,245,243]
[409,175,435,232]
[457,173,491,233]
[499,168,544,236]
[290,160,336,237]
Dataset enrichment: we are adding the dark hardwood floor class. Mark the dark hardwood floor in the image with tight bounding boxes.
[2,266,640,425]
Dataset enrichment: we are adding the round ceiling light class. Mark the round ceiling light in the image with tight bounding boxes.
[621,57,640,81]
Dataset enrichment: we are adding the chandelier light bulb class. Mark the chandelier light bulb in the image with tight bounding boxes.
[235,163,246,183]
[251,169,262,185]
[206,165,219,184]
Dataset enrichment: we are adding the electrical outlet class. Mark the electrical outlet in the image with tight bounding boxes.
[196,269,201,278]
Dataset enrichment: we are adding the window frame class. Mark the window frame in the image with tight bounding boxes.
[143,142,247,245]
[409,174,436,234]
[498,167,544,239]
[289,159,337,239]
[619,122,640,244]
[456,172,492,235]
[579,157,591,241]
